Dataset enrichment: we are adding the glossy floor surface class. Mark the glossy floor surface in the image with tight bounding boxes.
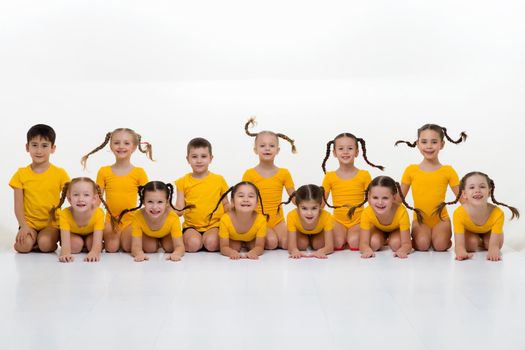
[1,246,524,350]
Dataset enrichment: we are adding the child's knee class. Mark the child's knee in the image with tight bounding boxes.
[70,239,84,254]
[388,237,401,251]
[185,235,203,252]
[104,239,120,253]
[37,236,58,253]
[432,238,451,252]
[265,235,278,250]
[413,235,431,251]
[370,236,383,251]
[14,241,34,253]
[203,235,219,252]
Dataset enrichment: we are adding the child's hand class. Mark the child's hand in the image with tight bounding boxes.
[486,247,501,262]
[360,247,375,259]
[134,252,149,262]
[393,247,410,259]
[289,249,302,259]
[455,249,473,261]
[16,226,36,245]
[246,250,259,260]
[312,250,327,259]
[229,250,241,260]
[59,254,74,263]
[84,251,100,262]
[167,252,182,262]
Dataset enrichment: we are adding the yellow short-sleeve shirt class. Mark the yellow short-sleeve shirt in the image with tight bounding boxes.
[175,172,229,231]
[322,170,371,228]
[401,164,459,227]
[242,168,295,228]
[9,164,70,230]
[218,213,267,242]
[286,209,333,235]
[453,205,504,235]
[131,210,182,238]
[360,205,411,233]
[96,166,148,227]
[58,207,105,236]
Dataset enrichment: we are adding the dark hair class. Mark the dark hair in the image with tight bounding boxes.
[208,181,268,221]
[435,171,520,220]
[81,128,154,169]
[50,177,117,231]
[118,181,194,224]
[245,116,297,153]
[322,133,385,173]
[277,184,341,214]
[395,124,467,148]
[187,137,213,156]
[347,175,423,224]
[27,124,56,145]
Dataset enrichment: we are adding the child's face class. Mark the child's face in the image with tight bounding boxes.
[333,136,358,165]
[233,185,257,213]
[110,131,137,160]
[463,175,490,205]
[143,190,169,219]
[416,129,444,161]
[297,199,321,226]
[67,181,97,212]
[369,186,395,215]
[254,133,280,161]
[26,136,55,165]
[186,147,212,175]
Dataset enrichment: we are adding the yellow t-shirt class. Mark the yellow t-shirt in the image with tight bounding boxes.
[322,170,371,228]
[131,210,182,238]
[175,172,229,231]
[9,164,70,230]
[58,207,105,236]
[360,205,411,233]
[401,164,459,227]
[242,168,295,228]
[286,209,333,235]
[218,213,267,242]
[453,205,504,235]
[96,166,148,227]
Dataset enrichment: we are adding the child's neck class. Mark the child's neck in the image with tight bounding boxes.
[192,169,209,179]
[257,159,277,169]
[374,205,397,226]
[112,158,134,174]
[255,160,278,177]
[419,157,442,171]
[71,207,94,226]
[336,163,358,178]
[464,202,492,224]
[31,161,51,174]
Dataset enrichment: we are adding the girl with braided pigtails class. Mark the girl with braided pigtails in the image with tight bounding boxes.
[242,117,296,250]
[435,172,519,262]
[347,176,422,259]
[396,124,467,252]
[80,128,153,253]
[321,133,384,251]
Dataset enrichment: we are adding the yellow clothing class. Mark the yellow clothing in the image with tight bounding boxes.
[96,166,148,228]
[175,172,229,231]
[131,210,182,238]
[322,170,371,228]
[58,207,105,236]
[401,164,459,227]
[218,213,267,242]
[287,209,333,235]
[9,164,70,230]
[453,205,504,235]
[242,168,294,228]
[360,205,410,233]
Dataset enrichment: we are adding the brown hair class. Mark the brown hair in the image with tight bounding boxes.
[322,133,385,173]
[208,181,268,222]
[277,184,342,214]
[187,137,213,156]
[395,124,467,148]
[244,116,297,154]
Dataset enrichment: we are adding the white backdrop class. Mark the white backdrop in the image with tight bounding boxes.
[1,0,523,250]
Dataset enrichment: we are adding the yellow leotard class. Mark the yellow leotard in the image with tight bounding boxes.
[175,172,229,231]
[96,166,148,228]
[218,213,267,242]
[453,205,504,235]
[360,205,410,233]
[401,164,459,227]
[322,170,371,228]
[286,209,333,235]
[58,207,105,235]
[9,164,70,230]
[131,210,182,238]
[242,168,295,228]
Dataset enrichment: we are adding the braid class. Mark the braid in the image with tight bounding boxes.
[435,189,462,221]
[136,134,154,161]
[347,188,369,220]
[275,132,297,154]
[321,141,334,174]
[356,138,385,171]
[96,185,118,232]
[489,180,520,220]
[395,182,423,224]
[394,140,417,148]
[245,116,297,153]
[81,132,111,169]
[441,127,467,144]
[166,183,195,212]
[320,187,345,209]
[117,185,145,225]
[254,186,270,221]
[244,117,258,137]
[49,182,71,222]
[277,191,296,214]
[208,187,234,222]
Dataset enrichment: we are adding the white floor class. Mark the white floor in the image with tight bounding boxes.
[1,246,525,350]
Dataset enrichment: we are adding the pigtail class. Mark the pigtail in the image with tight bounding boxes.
[81,132,112,169]
[395,182,423,224]
[208,187,234,223]
[356,138,385,171]
[49,182,71,222]
[347,187,369,220]
[275,132,297,154]
[165,183,195,212]
[254,185,270,221]
[245,116,297,153]
[244,117,258,137]
[117,185,146,225]
[95,184,118,232]
[434,189,462,221]
[277,191,296,214]
[136,134,154,161]
[321,140,334,174]
[394,139,417,148]
[489,180,520,220]
[319,187,346,210]
[441,127,467,145]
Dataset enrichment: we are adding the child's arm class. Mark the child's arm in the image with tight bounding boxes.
[175,190,186,217]
[359,229,375,258]
[246,237,265,260]
[219,237,240,259]
[393,229,412,259]
[58,230,74,263]
[454,234,473,261]
[287,231,301,259]
[312,230,334,259]
[85,230,103,262]
[167,236,185,262]
[13,188,36,244]
[131,235,148,262]
[486,233,503,262]
[221,197,231,213]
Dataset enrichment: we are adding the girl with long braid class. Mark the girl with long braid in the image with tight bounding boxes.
[347,176,422,259]
[321,133,384,251]
[242,117,296,250]
[80,128,152,253]
[396,124,467,252]
[436,172,519,261]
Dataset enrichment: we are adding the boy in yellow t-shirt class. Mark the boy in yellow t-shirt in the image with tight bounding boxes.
[9,124,70,253]
[175,138,229,252]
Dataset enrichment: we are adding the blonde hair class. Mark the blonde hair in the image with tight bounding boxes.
[244,117,297,154]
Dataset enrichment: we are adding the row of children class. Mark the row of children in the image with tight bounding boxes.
[10,120,519,262]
